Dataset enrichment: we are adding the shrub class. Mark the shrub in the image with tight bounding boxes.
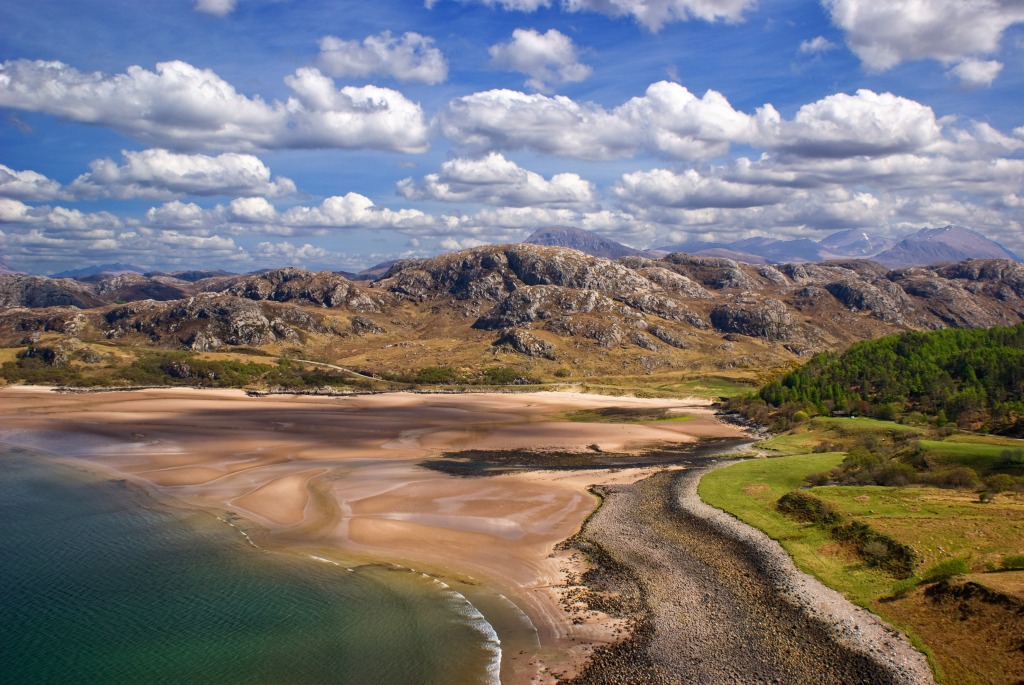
[999,449,1024,469]
[414,366,458,384]
[831,521,917,578]
[925,467,981,489]
[921,558,970,583]
[874,461,917,487]
[482,366,521,385]
[1001,554,1024,570]
[985,474,1015,493]
[805,471,832,487]
[777,490,842,525]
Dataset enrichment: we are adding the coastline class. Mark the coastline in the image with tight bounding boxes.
[558,464,936,684]
[0,385,746,684]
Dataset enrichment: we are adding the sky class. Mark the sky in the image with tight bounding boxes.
[1,0,1023,275]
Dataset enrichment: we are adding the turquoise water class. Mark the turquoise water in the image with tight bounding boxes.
[0,448,497,685]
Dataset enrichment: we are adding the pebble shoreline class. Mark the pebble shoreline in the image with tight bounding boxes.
[557,463,936,685]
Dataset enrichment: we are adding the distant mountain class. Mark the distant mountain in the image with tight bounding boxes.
[146,270,235,282]
[52,263,147,279]
[355,260,402,281]
[524,226,644,260]
[728,237,829,263]
[0,257,20,275]
[873,226,1019,267]
[819,230,897,258]
[651,225,1017,266]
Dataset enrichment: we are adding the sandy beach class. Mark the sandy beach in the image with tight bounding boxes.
[0,386,746,684]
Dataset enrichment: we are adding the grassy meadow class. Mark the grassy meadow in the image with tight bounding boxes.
[700,418,1024,684]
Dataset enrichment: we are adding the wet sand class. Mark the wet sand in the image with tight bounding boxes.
[0,386,744,684]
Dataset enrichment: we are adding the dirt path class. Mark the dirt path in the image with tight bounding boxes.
[561,467,935,684]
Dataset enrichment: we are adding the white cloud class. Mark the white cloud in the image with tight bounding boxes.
[0,60,430,153]
[565,0,754,30]
[0,164,65,201]
[441,81,759,160]
[194,0,237,17]
[766,90,942,158]
[280,193,433,230]
[317,32,448,84]
[425,0,550,9]
[489,28,591,91]
[0,198,121,232]
[799,36,836,54]
[614,168,785,209]
[947,58,1003,88]
[442,84,946,162]
[228,197,278,223]
[250,241,333,264]
[824,0,1024,75]
[139,193,435,236]
[431,0,754,30]
[397,152,595,206]
[68,149,296,199]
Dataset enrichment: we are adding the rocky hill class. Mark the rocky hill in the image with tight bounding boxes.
[2,246,1024,382]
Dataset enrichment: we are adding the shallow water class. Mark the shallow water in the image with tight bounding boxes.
[0,447,498,685]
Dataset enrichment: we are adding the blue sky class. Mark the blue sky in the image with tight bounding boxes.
[2,0,1023,274]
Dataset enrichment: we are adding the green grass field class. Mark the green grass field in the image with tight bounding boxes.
[698,454,897,604]
[699,449,1024,684]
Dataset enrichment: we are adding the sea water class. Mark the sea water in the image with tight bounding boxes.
[0,447,499,685]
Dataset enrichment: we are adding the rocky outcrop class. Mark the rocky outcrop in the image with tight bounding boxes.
[493,328,556,359]
[710,299,794,341]
[90,273,191,302]
[0,275,103,309]
[472,285,633,330]
[212,268,386,312]
[824,279,911,323]
[375,245,654,304]
[104,294,335,348]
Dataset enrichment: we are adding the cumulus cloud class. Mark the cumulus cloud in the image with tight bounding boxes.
[139,194,434,236]
[824,0,1024,78]
[425,0,550,9]
[68,149,296,199]
[442,84,949,162]
[0,198,121,232]
[565,0,755,30]
[194,0,236,16]
[766,90,942,158]
[279,193,433,229]
[0,60,430,153]
[489,28,591,91]
[441,81,760,160]
[946,58,1003,88]
[397,152,595,206]
[0,164,65,201]
[799,36,836,54]
[431,0,755,30]
[614,168,784,209]
[317,31,448,84]
[249,241,335,264]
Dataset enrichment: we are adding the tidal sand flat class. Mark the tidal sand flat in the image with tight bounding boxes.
[0,386,745,683]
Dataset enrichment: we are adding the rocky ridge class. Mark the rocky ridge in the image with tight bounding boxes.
[2,247,1024,374]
